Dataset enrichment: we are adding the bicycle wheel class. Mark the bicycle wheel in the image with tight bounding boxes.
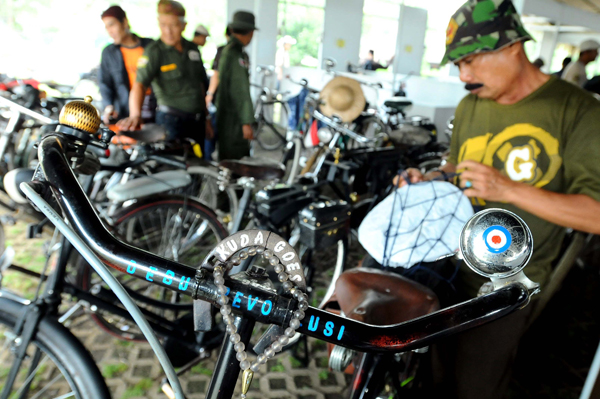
[256,101,289,151]
[187,165,238,232]
[0,297,110,398]
[76,195,228,340]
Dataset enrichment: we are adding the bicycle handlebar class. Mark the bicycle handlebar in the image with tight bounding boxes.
[27,132,533,355]
[312,110,386,144]
[0,95,55,124]
[286,77,320,95]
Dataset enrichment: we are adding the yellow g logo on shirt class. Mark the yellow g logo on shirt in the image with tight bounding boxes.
[504,143,539,182]
[458,123,562,188]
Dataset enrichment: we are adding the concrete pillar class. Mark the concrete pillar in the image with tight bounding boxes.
[512,0,526,14]
[537,28,559,74]
[393,5,427,76]
[251,0,278,76]
[227,0,254,20]
[321,0,365,72]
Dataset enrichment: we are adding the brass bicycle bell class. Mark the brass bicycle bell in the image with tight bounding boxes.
[58,96,101,134]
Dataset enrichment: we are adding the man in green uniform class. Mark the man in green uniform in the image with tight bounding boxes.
[215,11,257,160]
[397,1,600,398]
[118,0,212,151]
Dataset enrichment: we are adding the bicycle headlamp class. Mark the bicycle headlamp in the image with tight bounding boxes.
[459,208,533,279]
[59,96,101,134]
[317,127,334,144]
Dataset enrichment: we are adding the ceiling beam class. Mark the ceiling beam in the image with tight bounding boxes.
[523,0,600,32]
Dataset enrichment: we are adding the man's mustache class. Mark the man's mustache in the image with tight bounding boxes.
[465,83,484,91]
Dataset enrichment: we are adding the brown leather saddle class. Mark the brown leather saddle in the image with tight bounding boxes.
[324,268,440,374]
[327,268,440,325]
[219,157,285,181]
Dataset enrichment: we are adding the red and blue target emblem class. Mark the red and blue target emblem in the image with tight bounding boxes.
[483,225,512,253]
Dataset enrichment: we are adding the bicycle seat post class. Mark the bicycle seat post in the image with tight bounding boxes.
[229,177,255,240]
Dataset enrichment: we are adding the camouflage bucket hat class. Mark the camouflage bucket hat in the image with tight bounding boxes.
[441,0,533,66]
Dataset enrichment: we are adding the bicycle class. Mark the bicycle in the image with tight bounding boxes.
[0,116,539,398]
[251,65,290,151]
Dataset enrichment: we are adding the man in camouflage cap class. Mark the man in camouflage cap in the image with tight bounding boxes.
[396,1,600,398]
[441,0,532,66]
[119,0,212,150]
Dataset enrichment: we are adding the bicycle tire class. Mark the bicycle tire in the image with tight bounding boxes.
[255,100,289,151]
[76,195,228,341]
[255,120,287,151]
[0,297,110,399]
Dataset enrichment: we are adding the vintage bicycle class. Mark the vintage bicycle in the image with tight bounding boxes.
[0,98,539,399]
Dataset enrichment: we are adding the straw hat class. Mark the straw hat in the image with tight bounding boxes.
[319,77,366,123]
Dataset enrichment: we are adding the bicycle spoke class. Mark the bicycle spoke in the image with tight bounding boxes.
[179,219,209,254]
[28,373,71,399]
[11,353,50,399]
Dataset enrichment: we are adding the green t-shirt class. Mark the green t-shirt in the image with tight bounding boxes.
[136,38,206,114]
[448,76,600,295]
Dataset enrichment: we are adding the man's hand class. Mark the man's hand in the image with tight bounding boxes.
[392,168,424,187]
[205,119,214,140]
[102,105,118,125]
[116,115,141,131]
[457,160,517,202]
[242,124,254,140]
[205,93,214,107]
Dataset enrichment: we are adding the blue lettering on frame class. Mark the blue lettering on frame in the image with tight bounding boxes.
[247,295,259,311]
[126,260,137,274]
[337,325,345,340]
[232,292,243,308]
[261,300,273,315]
[163,270,175,285]
[178,276,191,291]
[226,287,230,296]
[323,321,334,337]
[146,266,157,282]
[308,316,319,332]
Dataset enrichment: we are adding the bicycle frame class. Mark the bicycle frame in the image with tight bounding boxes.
[22,133,532,398]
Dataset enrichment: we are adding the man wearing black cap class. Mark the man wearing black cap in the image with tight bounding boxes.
[215,11,257,160]
[99,5,154,124]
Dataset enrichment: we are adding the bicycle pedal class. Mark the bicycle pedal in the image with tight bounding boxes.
[26,223,42,239]
[161,382,175,399]
[161,381,188,399]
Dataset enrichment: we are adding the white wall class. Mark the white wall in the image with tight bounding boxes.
[321,0,365,72]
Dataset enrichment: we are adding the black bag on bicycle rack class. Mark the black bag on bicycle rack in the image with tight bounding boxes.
[255,184,314,227]
[298,199,351,250]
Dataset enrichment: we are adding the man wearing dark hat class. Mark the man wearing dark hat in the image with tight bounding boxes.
[118,0,212,150]
[395,1,600,398]
[215,11,257,160]
[99,5,154,124]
